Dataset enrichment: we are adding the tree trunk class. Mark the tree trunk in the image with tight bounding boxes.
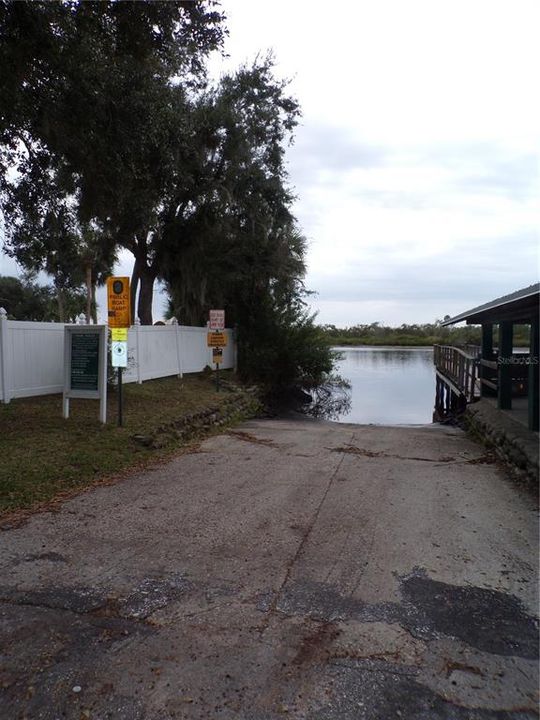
[91,283,97,324]
[85,264,92,324]
[57,290,65,323]
[130,256,140,323]
[137,266,156,325]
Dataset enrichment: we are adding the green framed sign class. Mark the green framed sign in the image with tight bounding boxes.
[70,332,100,391]
[63,325,107,424]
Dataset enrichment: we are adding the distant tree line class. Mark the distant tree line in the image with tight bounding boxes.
[320,321,531,347]
[0,1,333,389]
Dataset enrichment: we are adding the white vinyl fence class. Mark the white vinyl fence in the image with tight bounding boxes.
[0,309,235,403]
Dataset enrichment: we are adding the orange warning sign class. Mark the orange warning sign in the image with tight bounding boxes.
[207,332,227,347]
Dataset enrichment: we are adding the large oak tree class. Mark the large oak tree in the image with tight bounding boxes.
[0,0,225,322]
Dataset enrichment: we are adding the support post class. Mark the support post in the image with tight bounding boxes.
[480,323,494,397]
[528,317,539,432]
[118,367,123,427]
[498,321,513,410]
[481,323,494,357]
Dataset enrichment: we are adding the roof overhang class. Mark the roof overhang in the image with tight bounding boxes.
[442,283,540,326]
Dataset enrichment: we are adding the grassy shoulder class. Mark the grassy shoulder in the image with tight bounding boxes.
[0,372,259,518]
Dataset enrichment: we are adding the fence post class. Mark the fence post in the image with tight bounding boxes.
[172,317,183,378]
[134,317,143,384]
[0,308,11,404]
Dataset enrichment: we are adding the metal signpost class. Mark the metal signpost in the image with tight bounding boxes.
[208,310,225,391]
[63,325,108,423]
[107,277,130,426]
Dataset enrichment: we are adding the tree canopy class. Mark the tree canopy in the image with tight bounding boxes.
[1,0,225,322]
[0,274,85,321]
[0,1,335,390]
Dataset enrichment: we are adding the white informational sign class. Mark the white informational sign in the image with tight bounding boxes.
[209,309,225,331]
[63,325,108,424]
[111,341,128,368]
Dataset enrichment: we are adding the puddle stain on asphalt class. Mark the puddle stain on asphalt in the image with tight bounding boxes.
[258,568,539,660]
[0,574,196,620]
[399,570,539,660]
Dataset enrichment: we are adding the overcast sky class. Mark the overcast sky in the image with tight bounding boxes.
[210,0,539,326]
[1,0,538,326]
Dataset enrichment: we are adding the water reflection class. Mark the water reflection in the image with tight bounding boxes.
[326,346,435,425]
[343,346,434,369]
[304,376,352,420]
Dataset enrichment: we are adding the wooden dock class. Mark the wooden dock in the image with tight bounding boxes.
[437,284,538,432]
[434,343,533,424]
[433,344,479,419]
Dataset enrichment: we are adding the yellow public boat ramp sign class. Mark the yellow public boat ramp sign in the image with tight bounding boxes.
[107,277,131,328]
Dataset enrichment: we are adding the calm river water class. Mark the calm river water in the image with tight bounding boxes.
[332,346,435,425]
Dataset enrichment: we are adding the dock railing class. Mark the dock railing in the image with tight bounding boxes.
[433,345,479,403]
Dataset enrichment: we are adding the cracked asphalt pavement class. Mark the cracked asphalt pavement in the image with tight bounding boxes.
[1,417,538,719]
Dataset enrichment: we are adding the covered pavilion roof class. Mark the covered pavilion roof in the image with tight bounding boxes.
[442,283,540,326]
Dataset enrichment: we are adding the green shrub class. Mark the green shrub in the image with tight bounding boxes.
[237,303,336,391]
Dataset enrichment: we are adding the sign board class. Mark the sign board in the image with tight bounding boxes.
[212,347,223,365]
[70,332,100,391]
[107,277,131,328]
[63,326,107,423]
[111,328,128,342]
[209,309,225,331]
[111,341,128,367]
[207,331,227,347]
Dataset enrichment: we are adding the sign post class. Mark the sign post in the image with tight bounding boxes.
[63,326,108,423]
[107,277,130,426]
[208,310,225,392]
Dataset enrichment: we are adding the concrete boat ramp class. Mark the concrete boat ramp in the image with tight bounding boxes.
[1,418,538,719]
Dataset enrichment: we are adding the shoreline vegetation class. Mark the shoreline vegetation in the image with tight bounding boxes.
[319,322,531,349]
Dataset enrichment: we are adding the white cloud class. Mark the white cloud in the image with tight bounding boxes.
[215,0,539,326]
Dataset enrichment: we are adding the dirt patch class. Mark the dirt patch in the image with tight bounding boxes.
[331,445,458,463]
[226,430,280,448]
[293,622,341,666]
